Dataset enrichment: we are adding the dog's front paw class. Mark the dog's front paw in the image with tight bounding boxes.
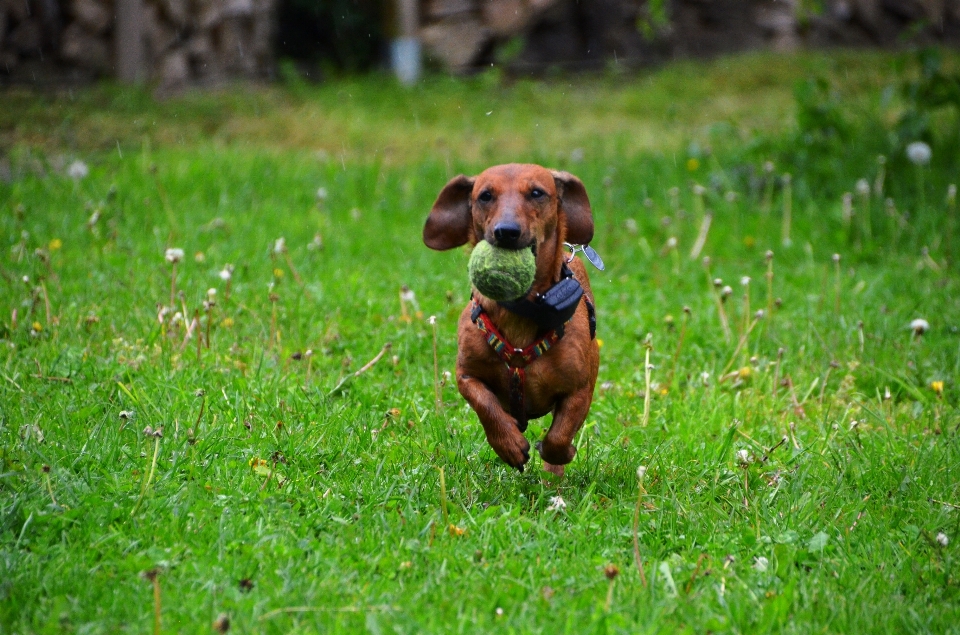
[537,439,577,466]
[487,427,531,472]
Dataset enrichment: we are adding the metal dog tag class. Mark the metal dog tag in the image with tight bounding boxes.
[584,245,605,271]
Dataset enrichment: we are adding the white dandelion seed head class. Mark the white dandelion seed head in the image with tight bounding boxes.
[546,495,567,512]
[273,237,286,254]
[666,237,678,249]
[832,253,841,263]
[427,315,436,325]
[906,141,932,166]
[67,160,89,180]
[164,248,184,264]
[218,265,233,282]
[206,288,217,300]
[754,309,765,320]
[740,276,751,286]
[736,449,751,466]
[721,285,733,298]
[636,465,647,481]
[855,179,870,196]
[910,318,929,335]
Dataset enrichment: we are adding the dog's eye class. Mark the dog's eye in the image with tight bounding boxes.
[478,190,493,203]
[530,189,545,199]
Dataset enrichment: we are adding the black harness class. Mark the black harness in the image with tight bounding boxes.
[470,261,597,430]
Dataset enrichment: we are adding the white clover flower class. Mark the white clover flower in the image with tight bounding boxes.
[666,237,678,249]
[67,160,89,180]
[164,248,184,264]
[206,288,217,301]
[906,141,932,166]
[273,237,286,254]
[753,556,769,572]
[636,465,647,481]
[936,532,949,547]
[910,318,930,335]
[754,309,765,320]
[721,285,733,298]
[736,449,751,467]
[855,179,870,196]
[546,495,567,512]
[119,410,135,420]
[700,371,710,386]
[427,315,436,326]
[740,276,751,286]
[832,253,841,263]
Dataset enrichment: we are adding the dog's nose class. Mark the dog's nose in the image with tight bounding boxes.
[493,222,522,248]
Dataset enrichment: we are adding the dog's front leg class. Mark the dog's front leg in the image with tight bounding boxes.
[457,373,531,471]
[537,385,594,476]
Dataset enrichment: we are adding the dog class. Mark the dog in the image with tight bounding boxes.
[423,164,600,476]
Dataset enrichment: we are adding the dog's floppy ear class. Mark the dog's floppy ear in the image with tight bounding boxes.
[424,175,475,251]
[552,170,594,245]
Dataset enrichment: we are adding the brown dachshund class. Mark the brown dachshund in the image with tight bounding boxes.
[423,164,600,476]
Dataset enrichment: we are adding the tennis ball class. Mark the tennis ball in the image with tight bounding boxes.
[468,241,536,301]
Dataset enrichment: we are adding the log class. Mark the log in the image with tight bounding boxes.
[426,0,475,20]
[160,0,191,28]
[10,18,42,53]
[61,21,111,70]
[420,15,489,72]
[159,46,189,87]
[481,0,530,37]
[72,0,112,34]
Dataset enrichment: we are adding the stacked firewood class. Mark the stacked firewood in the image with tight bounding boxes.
[0,0,276,86]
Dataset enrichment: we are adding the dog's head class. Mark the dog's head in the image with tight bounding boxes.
[423,164,593,253]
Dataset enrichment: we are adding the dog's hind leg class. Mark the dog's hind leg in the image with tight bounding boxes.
[537,385,594,476]
[457,374,532,471]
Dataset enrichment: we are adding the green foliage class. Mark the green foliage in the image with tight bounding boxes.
[895,47,960,149]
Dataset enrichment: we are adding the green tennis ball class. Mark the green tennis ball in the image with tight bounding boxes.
[468,240,536,301]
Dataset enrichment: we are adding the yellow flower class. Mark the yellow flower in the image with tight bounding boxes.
[738,366,752,379]
[686,158,700,172]
[32,321,43,332]
[596,338,604,348]
[931,381,944,395]
[221,317,234,328]
[273,268,284,278]
[49,238,62,251]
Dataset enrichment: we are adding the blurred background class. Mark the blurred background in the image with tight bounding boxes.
[1,0,959,88]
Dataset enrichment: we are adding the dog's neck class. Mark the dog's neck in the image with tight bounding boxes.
[475,237,566,349]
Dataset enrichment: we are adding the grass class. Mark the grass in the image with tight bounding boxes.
[1,50,959,633]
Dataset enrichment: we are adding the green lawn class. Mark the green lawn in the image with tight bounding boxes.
[1,50,959,634]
